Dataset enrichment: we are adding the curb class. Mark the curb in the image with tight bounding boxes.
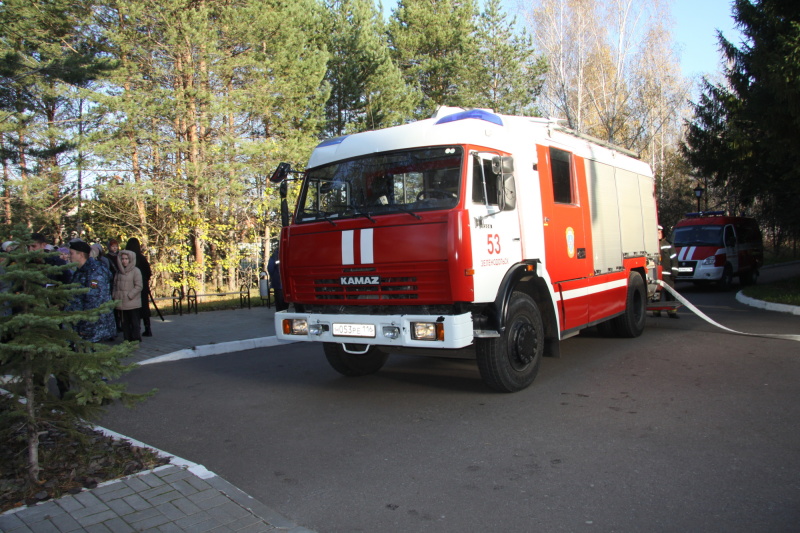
[736,291,800,315]
[139,336,295,365]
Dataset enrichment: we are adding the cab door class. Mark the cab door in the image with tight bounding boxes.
[467,152,522,303]
[536,145,593,330]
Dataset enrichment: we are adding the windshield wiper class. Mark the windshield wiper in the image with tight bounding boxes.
[303,209,337,226]
[349,203,376,223]
[391,205,422,219]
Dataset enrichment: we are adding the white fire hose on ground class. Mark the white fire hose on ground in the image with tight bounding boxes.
[655,280,800,342]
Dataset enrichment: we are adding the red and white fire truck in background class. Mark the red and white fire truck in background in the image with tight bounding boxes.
[270,107,660,392]
[672,212,763,289]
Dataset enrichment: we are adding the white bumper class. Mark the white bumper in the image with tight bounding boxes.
[677,263,723,282]
[275,311,474,349]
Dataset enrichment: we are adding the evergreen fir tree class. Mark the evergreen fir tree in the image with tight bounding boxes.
[683,0,800,241]
[0,226,145,487]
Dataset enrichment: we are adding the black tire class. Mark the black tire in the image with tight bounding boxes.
[323,343,388,377]
[610,271,647,338]
[476,291,544,393]
[718,264,734,291]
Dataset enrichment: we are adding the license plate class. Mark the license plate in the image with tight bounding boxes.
[332,323,376,338]
[678,267,694,272]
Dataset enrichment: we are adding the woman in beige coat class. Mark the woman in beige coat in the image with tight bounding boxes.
[113,249,143,341]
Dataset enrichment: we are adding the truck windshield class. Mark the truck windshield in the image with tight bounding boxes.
[296,147,462,223]
[672,225,724,247]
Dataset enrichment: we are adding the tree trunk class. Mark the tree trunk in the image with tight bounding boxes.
[23,357,40,486]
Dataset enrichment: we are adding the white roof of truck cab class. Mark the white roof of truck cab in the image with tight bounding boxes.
[307,107,652,178]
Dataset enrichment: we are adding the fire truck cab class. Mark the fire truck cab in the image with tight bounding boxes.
[272,107,660,392]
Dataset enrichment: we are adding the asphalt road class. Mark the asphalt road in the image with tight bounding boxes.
[101,271,800,533]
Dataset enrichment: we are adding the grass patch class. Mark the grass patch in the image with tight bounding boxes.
[741,275,800,306]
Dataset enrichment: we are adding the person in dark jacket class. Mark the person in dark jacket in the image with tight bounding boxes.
[125,238,153,336]
[106,238,121,331]
[64,241,117,341]
[267,245,288,311]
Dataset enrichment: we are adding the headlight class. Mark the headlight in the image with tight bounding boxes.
[702,256,716,265]
[283,318,308,335]
[411,322,444,341]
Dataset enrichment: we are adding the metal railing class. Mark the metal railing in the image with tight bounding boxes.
[154,284,254,315]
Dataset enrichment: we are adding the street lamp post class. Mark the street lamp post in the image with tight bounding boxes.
[694,184,705,212]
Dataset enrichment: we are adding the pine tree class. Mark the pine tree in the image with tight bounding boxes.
[0,226,145,487]
[474,0,547,115]
[323,0,418,136]
[0,0,113,232]
[93,0,330,292]
[388,0,481,116]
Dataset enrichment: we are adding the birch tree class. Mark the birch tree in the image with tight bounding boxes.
[526,0,688,154]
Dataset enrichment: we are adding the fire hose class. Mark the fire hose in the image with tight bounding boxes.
[655,280,800,342]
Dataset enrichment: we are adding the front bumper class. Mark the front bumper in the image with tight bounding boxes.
[275,311,474,349]
[676,260,723,281]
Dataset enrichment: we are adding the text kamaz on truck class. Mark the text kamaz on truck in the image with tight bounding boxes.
[270,107,660,392]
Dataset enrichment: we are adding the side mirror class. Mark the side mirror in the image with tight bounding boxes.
[270,162,291,183]
[500,156,516,211]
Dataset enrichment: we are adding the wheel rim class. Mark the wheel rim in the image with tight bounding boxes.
[508,321,537,371]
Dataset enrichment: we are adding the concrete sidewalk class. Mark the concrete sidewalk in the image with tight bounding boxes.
[129,305,279,364]
[1,305,316,533]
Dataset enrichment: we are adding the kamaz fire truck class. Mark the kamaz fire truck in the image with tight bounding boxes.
[270,107,660,392]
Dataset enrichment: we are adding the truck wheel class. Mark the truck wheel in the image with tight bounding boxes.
[611,271,647,338]
[323,343,388,377]
[476,291,543,392]
[718,264,734,291]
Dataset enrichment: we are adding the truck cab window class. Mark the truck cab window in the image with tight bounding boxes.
[472,156,499,205]
[297,147,462,222]
[550,147,573,204]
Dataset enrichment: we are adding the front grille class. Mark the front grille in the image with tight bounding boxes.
[291,263,452,304]
[314,275,418,300]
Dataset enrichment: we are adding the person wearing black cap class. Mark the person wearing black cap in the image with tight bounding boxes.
[65,241,117,342]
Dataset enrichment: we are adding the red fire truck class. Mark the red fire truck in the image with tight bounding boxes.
[270,107,660,392]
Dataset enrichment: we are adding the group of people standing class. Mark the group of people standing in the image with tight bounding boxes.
[1,233,153,343]
[70,236,154,343]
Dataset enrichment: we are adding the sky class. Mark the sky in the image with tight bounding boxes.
[671,0,742,79]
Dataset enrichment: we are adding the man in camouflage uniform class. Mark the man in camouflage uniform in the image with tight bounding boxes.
[65,241,117,342]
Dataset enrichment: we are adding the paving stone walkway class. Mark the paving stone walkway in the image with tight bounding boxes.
[0,465,313,533]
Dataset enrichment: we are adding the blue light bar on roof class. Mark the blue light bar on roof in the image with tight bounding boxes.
[435,109,503,126]
[317,135,349,148]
